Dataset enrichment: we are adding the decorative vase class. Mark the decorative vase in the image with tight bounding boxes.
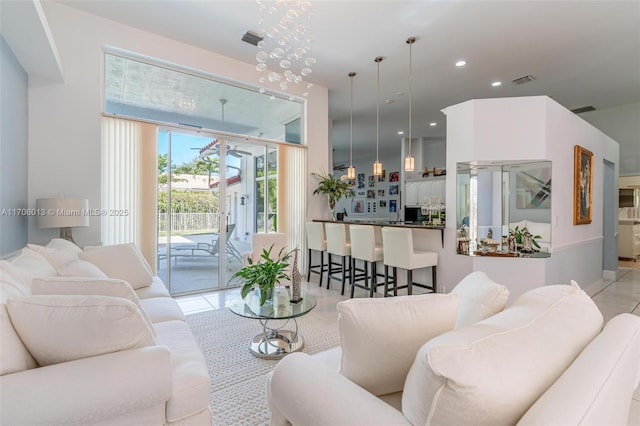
[328,199,336,220]
[290,249,303,303]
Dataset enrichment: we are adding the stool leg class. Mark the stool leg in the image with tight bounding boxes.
[350,258,356,298]
[307,248,312,282]
[319,251,325,288]
[370,262,376,298]
[327,253,332,290]
[432,265,437,293]
[384,265,389,297]
[393,267,398,296]
[407,269,413,296]
[341,256,347,296]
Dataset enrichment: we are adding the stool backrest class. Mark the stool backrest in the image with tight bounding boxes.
[325,223,350,256]
[306,222,326,251]
[349,225,377,261]
[381,227,413,266]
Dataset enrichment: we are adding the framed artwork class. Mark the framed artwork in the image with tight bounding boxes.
[389,184,399,195]
[389,171,399,182]
[377,169,386,182]
[357,173,365,189]
[377,189,385,197]
[574,145,593,225]
[351,198,365,214]
[366,189,376,199]
[368,176,376,187]
[389,199,397,212]
[379,200,387,208]
[356,190,366,197]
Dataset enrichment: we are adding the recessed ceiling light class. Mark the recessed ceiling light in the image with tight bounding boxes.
[491,81,502,87]
[455,60,466,67]
[396,91,405,96]
[398,131,404,135]
[385,99,395,104]
[429,122,437,127]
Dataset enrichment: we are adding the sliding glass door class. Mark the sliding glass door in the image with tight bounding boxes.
[157,128,279,295]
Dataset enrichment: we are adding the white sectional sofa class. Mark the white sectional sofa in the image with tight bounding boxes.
[0,239,212,425]
[268,279,640,425]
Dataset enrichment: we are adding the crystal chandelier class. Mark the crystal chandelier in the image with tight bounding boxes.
[255,0,316,97]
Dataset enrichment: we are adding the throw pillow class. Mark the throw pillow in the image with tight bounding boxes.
[451,271,510,328]
[46,238,83,255]
[401,282,604,426]
[338,293,459,396]
[57,259,108,278]
[79,243,153,289]
[7,295,156,366]
[32,277,156,336]
[27,244,79,270]
[9,248,57,285]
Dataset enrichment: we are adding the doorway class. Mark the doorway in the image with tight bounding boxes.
[157,128,278,295]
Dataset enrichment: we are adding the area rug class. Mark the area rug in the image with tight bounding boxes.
[186,307,340,425]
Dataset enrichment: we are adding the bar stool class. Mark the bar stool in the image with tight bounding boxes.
[349,225,385,298]
[381,227,437,296]
[325,222,352,296]
[306,222,327,287]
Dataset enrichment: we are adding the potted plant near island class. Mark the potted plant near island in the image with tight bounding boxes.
[312,171,352,218]
[233,245,292,306]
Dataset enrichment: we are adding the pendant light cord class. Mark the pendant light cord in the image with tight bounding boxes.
[375,57,382,164]
[349,72,354,167]
[408,38,413,156]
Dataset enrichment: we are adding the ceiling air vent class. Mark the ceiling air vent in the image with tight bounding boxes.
[241,31,264,46]
[512,75,535,85]
[571,106,597,114]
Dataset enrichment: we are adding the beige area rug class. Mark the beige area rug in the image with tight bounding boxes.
[186,307,340,425]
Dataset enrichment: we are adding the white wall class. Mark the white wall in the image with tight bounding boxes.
[442,96,618,301]
[580,103,640,176]
[27,2,329,245]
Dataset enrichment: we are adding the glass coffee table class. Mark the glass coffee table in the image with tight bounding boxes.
[229,287,317,359]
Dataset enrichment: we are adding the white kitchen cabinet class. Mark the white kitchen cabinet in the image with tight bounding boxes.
[619,221,640,260]
[404,177,445,206]
[405,181,418,205]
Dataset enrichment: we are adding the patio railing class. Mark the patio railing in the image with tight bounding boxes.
[158,213,220,233]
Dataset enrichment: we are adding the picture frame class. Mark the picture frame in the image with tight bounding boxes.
[351,198,365,214]
[574,145,593,225]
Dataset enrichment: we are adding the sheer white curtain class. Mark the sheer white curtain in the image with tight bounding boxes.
[277,143,308,271]
[101,116,158,270]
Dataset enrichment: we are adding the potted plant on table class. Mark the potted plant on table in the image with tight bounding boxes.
[312,171,352,219]
[233,245,292,306]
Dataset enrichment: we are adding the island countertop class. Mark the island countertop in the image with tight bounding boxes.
[312,219,445,247]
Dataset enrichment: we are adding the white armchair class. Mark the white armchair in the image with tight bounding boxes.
[268,271,510,424]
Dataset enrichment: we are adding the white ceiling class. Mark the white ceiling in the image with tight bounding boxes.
[38,1,640,161]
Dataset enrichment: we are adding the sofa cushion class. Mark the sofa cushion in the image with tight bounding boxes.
[7,295,156,367]
[338,293,459,396]
[31,277,156,336]
[9,248,57,284]
[451,271,509,328]
[154,320,211,422]
[402,282,604,426]
[518,313,640,426]
[0,262,37,375]
[57,259,108,278]
[135,276,171,299]
[46,238,83,255]
[139,297,185,323]
[27,243,78,270]
[80,243,153,289]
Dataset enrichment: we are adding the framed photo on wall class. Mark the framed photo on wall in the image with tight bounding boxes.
[574,145,593,225]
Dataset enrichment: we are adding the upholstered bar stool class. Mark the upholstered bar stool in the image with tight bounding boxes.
[348,225,385,298]
[306,222,327,287]
[325,222,352,296]
[381,227,438,296]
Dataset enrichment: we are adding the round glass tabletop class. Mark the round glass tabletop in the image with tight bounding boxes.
[229,287,317,320]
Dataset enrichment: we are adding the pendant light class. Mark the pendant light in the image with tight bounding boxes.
[404,37,416,172]
[373,56,383,176]
[347,72,357,180]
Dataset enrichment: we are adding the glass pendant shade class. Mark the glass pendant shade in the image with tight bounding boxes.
[347,165,356,180]
[404,154,415,172]
[373,161,383,176]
